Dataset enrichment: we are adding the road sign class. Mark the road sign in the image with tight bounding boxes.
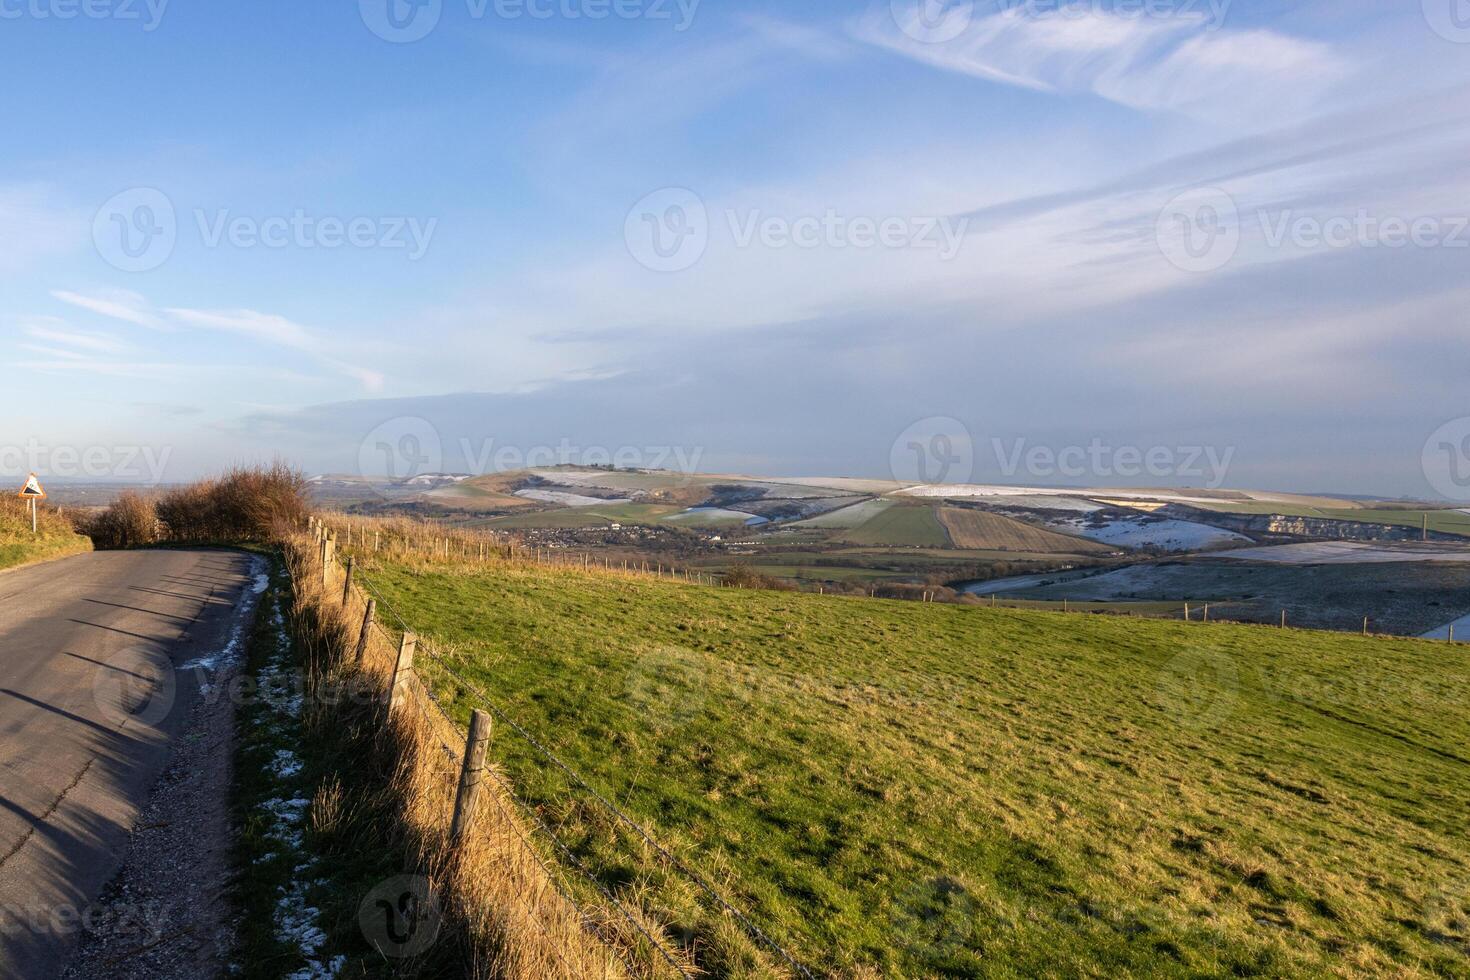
[18,474,45,499]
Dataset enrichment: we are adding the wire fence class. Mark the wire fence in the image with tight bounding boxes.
[309,516,814,979]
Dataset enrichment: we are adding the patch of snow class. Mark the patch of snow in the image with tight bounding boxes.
[1214,541,1470,564]
[515,488,628,507]
[1058,517,1250,551]
[254,581,338,979]
[270,750,304,779]
[667,506,766,525]
[180,556,269,673]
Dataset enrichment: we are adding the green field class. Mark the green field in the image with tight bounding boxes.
[837,502,951,547]
[478,501,682,529]
[355,552,1470,977]
[0,501,91,571]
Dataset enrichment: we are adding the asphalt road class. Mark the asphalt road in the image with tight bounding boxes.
[0,549,263,979]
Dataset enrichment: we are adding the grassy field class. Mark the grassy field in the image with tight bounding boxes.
[936,506,1111,554]
[0,499,91,571]
[837,502,951,548]
[479,501,682,529]
[353,550,1470,977]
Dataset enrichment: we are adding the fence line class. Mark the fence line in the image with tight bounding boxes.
[305,517,766,978]
[422,657,816,980]
[312,515,814,978]
[409,663,672,977]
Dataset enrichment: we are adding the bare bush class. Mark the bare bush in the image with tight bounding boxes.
[82,492,159,550]
[86,461,307,548]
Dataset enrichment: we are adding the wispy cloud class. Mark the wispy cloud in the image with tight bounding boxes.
[854,5,1350,123]
[164,306,385,391]
[52,289,167,330]
[23,319,125,354]
[41,291,385,392]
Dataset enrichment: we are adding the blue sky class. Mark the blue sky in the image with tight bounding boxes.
[3,0,1469,496]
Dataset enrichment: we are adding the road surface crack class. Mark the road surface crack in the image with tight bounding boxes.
[0,757,96,870]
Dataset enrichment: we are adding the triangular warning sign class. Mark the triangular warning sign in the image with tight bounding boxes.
[19,474,44,499]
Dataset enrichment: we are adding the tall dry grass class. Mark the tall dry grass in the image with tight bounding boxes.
[290,529,688,978]
[84,461,308,548]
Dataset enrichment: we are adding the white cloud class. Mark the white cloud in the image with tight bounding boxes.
[853,6,1350,124]
[23,319,125,353]
[40,291,384,392]
[164,306,384,392]
[51,289,167,330]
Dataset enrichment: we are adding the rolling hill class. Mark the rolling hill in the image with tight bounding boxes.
[350,543,1470,977]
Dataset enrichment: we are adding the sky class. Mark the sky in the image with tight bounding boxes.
[3,0,1469,498]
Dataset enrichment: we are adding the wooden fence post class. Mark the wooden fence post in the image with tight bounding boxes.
[322,535,335,588]
[451,709,493,840]
[390,632,417,710]
[356,599,376,664]
[1280,610,1287,629]
[341,556,355,606]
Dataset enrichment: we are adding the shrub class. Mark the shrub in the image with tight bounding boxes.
[87,461,307,548]
[83,492,159,549]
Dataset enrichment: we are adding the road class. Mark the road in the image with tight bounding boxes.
[0,549,263,979]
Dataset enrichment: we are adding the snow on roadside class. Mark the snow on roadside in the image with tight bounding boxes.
[252,576,344,979]
[181,556,269,675]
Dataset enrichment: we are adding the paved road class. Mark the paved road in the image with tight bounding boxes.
[0,549,263,979]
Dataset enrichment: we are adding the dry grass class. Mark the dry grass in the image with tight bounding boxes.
[287,526,691,978]
[0,497,92,571]
[936,505,1111,553]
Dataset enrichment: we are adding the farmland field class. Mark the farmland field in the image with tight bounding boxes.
[477,502,682,529]
[936,505,1111,553]
[354,549,1470,977]
[837,502,950,547]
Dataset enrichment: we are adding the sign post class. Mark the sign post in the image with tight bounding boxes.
[18,474,45,534]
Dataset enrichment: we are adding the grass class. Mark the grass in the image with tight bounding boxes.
[837,502,951,548]
[0,498,91,571]
[350,547,1470,978]
[480,502,682,529]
